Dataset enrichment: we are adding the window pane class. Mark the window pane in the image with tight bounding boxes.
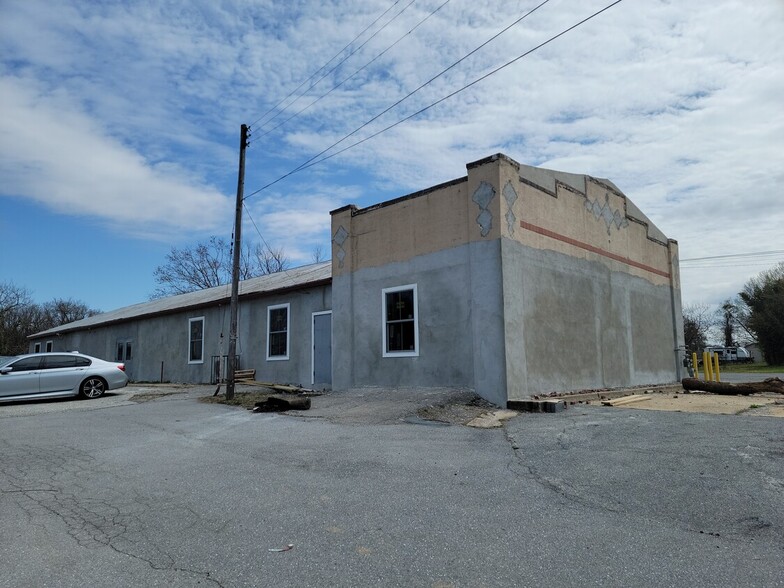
[117,343,124,361]
[269,308,287,332]
[269,332,288,357]
[44,355,77,369]
[75,357,91,367]
[190,340,202,362]
[189,319,204,362]
[387,321,416,352]
[386,290,414,322]
[45,342,53,352]
[125,342,132,360]
[11,357,42,371]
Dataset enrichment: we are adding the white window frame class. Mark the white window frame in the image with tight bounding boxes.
[382,284,419,358]
[34,342,41,353]
[188,317,205,364]
[45,340,53,352]
[266,303,290,361]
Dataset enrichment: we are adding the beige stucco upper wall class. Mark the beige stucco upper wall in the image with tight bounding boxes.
[331,153,676,286]
[504,158,673,286]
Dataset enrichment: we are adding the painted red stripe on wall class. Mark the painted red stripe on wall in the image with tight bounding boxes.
[519,221,671,279]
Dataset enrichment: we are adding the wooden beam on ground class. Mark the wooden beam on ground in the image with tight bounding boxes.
[601,394,652,407]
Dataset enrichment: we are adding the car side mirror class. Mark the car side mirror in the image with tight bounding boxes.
[0,367,12,375]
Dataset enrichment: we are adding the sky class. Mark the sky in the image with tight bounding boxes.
[1,0,782,314]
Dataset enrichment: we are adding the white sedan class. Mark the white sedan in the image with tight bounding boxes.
[0,352,128,402]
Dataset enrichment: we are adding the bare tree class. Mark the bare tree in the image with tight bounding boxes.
[255,244,289,275]
[311,244,326,263]
[682,303,712,353]
[151,237,289,298]
[1,282,34,355]
[42,298,100,326]
[1,284,99,355]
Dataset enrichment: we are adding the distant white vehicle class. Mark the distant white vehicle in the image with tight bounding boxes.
[703,346,752,364]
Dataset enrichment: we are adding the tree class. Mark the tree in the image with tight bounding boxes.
[0,283,99,355]
[151,236,289,298]
[682,303,712,353]
[256,244,289,275]
[739,262,784,365]
[311,244,326,263]
[1,282,35,355]
[42,298,99,326]
[715,297,755,346]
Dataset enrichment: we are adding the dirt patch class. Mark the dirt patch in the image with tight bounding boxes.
[200,390,277,410]
[607,391,784,417]
[417,396,496,425]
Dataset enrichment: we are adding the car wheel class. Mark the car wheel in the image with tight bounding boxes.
[80,377,107,399]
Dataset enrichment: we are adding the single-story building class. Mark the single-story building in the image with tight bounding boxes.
[30,153,685,406]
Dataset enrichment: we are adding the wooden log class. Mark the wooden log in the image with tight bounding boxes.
[253,394,311,412]
[681,377,784,395]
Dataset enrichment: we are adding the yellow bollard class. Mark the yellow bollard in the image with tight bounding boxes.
[713,352,721,382]
[692,352,699,379]
[703,351,713,382]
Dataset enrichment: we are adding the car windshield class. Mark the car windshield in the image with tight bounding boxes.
[0,356,19,368]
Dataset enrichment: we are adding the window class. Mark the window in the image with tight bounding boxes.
[382,284,419,357]
[267,303,290,360]
[45,341,53,352]
[43,355,78,369]
[188,317,204,363]
[117,340,133,361]
[10,356,43,371]
[34,342,41,353]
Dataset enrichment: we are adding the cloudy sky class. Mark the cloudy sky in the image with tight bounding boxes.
[1,0,782,313]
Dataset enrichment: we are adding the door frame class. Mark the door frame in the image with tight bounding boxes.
[311,310,332,386]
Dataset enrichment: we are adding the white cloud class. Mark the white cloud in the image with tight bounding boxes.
[0,0,782,307]
[0,76,230,238]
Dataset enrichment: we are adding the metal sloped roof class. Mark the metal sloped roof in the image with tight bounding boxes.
[30,261,332,338]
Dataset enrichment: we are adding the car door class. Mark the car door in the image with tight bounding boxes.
[0,356,43,397]
[39,354,84,393]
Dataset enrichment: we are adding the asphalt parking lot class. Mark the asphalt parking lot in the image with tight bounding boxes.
[1,384,782,587]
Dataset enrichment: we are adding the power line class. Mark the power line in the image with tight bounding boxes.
[680,250,784,263]
[246,0,623,199]
[250,0,451,144]
[249,0,411,131]
[245,0,561,198]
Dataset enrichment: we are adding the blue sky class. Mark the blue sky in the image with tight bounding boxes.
[1,0,783,312]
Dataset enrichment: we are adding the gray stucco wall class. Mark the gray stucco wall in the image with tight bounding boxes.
[331,240,508,405]
[501,239,680,399]
[29,285,332,386]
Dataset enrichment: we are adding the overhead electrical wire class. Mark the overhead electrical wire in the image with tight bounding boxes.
[680,250,784,263]
[249,0,452,144]
[245,0,623,199]
[249,0,413,131]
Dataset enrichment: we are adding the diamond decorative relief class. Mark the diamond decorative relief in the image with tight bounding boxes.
[585,193,629,235]
[332,225,349,267]
[333,225,348,247]
[471,181,496,237]
[503,181,518,234]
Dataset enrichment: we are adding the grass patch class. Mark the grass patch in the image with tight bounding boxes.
[200,390,275,410]
[718,363,784,374]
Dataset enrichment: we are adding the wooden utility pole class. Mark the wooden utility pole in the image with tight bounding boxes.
[226,124,249,401]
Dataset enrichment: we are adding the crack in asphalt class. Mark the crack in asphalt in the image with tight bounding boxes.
[0,440,223,586]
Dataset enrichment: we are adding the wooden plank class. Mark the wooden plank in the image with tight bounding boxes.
[602,394,652,407]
